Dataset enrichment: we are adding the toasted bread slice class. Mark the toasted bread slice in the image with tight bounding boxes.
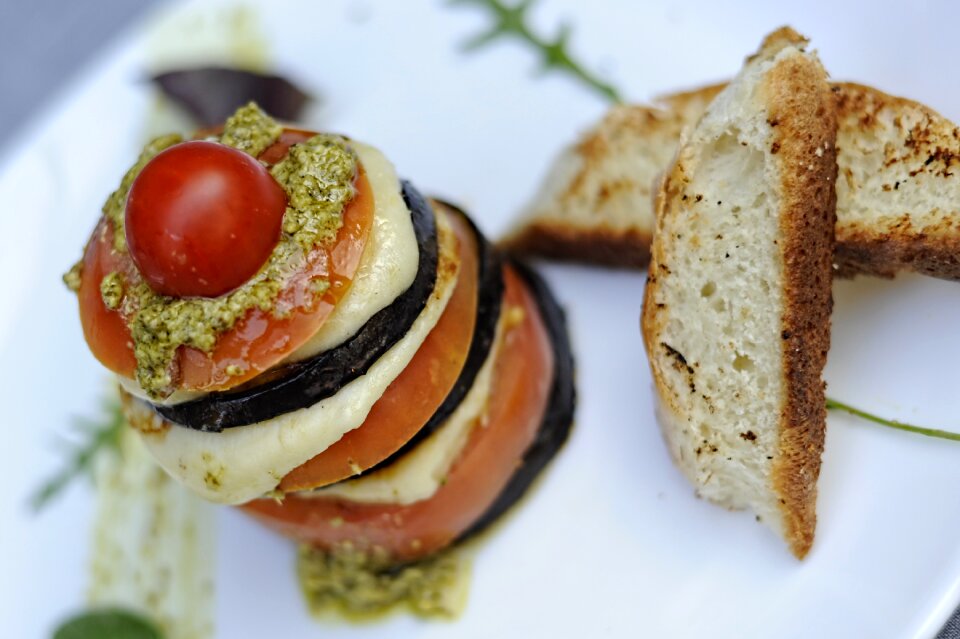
[498,106,675,267]
[506,79,960,280]
[832,83,960,278]
[500,85,722,268]
[641,28,836,558]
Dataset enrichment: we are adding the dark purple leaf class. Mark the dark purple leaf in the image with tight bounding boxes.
[152,67,312,126]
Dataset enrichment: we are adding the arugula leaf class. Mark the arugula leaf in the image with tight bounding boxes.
[52,609,163,639]
[452,0,622,103]
[31,397,125,512]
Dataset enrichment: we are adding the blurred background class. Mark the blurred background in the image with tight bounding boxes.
[0,1,159,141]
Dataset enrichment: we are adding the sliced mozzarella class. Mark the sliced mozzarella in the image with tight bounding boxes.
[117,376,205,406]
[129,210,460,505]
[117,140,419,405]
[312,312,505,505]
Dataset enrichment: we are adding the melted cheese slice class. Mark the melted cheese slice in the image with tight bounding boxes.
[130,211,459,505]
[313,312,504,505]
[284,141,418,360]
[118,140,419,405]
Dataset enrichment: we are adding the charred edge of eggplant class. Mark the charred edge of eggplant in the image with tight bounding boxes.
[350,201,504,477]
[156,180,438,431]
[455,259,576,545]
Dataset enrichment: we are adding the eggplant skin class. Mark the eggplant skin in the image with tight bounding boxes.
[354,200,504,476]
[456,258,576,545]
[155,181,438,431]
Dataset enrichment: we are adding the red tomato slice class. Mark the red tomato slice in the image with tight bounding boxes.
[77,130,374,393]
[240,265,554,562]
[77,220,138,375]
[277,208,478,491]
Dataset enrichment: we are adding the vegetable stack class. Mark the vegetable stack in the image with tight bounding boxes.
[66,103,574,566]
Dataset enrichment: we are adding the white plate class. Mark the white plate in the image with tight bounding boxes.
[4,1,960,637]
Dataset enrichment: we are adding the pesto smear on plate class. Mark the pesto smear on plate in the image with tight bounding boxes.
[298,543,469,619]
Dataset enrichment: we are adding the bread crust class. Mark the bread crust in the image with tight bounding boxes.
[763,51,836,559]
[501,221,651,268]
[834,224,960,279]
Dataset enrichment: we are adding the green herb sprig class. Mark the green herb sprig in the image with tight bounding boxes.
[452,0,622,103]
[31,397,125,512]
[826,397,960,443]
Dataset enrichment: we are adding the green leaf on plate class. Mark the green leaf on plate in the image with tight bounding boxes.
[52,609,164,639]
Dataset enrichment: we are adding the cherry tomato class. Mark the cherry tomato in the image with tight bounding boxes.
[125,140,287,298]
[278,207,478,491]
[241,265,555,562]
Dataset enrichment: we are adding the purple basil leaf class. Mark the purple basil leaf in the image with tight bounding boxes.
[151,67,312,126]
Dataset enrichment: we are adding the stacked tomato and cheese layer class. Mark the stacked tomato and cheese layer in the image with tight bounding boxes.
[75,128,574,563]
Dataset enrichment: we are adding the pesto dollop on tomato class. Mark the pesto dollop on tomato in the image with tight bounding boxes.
[65,103,359,399]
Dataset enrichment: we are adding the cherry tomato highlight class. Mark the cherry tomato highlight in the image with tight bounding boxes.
[125,140,287,298]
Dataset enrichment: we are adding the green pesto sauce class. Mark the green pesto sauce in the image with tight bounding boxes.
[63,262,83,292]
[298,543,469,620]
[220,101,282,156]
[100,272,124,310]
[68,103,357,399]
[270,135,358,251]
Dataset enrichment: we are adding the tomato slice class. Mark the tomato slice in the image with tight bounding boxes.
[240,265,554,562]
[277,209,478,491]
[78,221,138,375]
[77,130,374,393]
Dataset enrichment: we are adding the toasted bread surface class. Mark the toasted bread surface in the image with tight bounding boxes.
[500,103,689,268]
[833,82,960,279]
[641,28,835,558]
[508,77,960,280]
